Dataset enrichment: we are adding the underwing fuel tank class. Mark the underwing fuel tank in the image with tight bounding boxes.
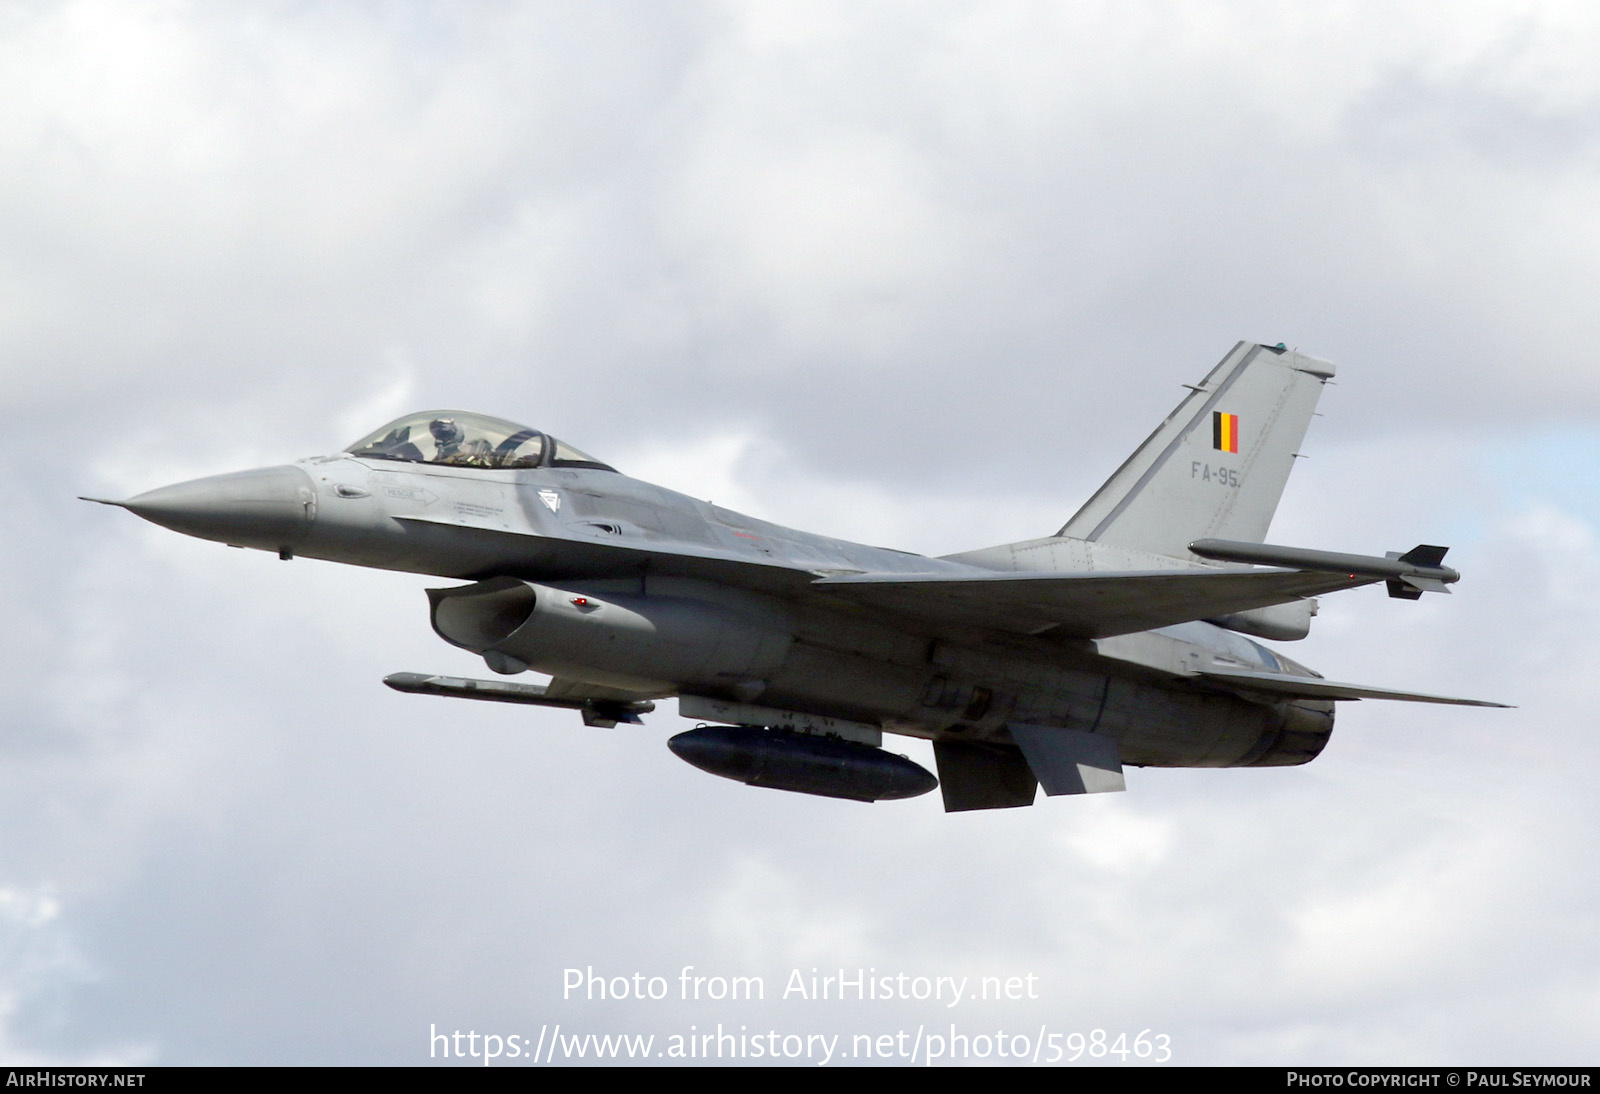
[667,726,938,803]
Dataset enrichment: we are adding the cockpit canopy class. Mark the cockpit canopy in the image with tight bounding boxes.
[344,411,615,472]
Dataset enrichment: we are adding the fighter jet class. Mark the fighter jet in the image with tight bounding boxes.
[84,341,1506,811]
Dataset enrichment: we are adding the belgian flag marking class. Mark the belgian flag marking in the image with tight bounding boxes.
[1213,412,1239,453]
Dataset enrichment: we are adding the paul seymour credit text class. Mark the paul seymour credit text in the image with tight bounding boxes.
[428,966,1174,1065]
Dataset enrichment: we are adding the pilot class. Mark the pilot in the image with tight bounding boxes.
[430,416,495,466]
[429,417,466,462]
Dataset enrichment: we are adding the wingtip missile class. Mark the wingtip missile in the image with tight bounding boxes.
[1189,538,1461,596]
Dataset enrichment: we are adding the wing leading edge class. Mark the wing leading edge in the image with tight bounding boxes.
[810,567,1376,638]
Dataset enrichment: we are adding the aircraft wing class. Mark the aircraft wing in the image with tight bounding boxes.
[1196,666,1512,707]
[809,567,1376,638]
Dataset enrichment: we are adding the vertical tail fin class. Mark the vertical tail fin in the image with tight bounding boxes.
[1058,342,1334,560]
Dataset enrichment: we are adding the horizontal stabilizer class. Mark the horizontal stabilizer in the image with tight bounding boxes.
[813,567,1376,639]
[383,672,656,725]
[1197,667,1511,707]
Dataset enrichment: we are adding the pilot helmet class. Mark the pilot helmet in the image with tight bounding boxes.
[429,417,465,448]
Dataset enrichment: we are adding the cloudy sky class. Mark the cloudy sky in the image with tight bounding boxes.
[5,0,1599,1066]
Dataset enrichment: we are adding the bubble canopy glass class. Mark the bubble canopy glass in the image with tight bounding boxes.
[344,411,615,472]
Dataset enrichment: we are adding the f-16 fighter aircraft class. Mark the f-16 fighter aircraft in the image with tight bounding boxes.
[85,342,1506,811]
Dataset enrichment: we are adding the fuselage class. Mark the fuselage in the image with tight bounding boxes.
[119,447,1333,771]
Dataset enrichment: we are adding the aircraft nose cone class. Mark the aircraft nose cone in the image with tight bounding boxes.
[121,465,317,550]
